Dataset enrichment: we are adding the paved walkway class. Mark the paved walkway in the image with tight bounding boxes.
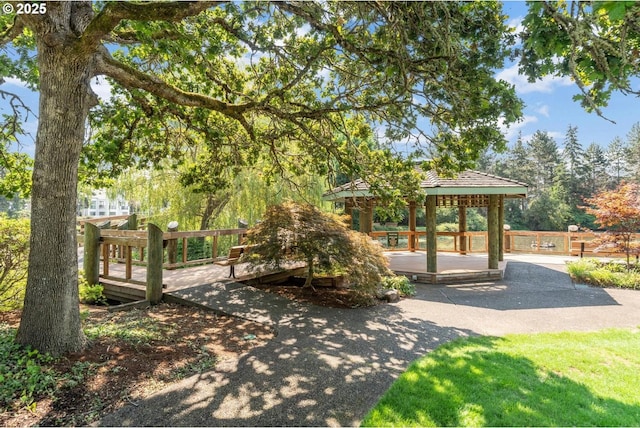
[99,254,640,427]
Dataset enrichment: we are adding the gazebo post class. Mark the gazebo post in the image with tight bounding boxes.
[426,195,437,273]
[409,201,416,252]
[498,195,505,261]
[359,198,373,234]
[344,199,354,230]
[488,194,500,269]
[458,205,467,255]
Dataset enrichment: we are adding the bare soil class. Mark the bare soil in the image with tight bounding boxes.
[0,285,362,427]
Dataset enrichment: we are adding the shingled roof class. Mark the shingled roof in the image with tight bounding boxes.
[324,170,528,201]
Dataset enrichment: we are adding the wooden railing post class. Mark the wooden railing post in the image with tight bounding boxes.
[147,223,164,304]
[166,221,179,265]
[83,223,100,285]
[128,213,138,230]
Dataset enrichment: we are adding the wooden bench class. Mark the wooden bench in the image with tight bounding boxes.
[570,240,623,258]
[214,245,246,278]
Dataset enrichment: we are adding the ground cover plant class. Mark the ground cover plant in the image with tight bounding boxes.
[567,258,640,289]
[362,329,640,427]
[0,303,273,427]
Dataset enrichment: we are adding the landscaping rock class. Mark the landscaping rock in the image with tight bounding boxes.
[382,289,400,303]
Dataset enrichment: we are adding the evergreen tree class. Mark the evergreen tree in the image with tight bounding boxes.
[582,143,610,197]
[526,130,560,195]
[607,137,629,186]
[625,123,640,183]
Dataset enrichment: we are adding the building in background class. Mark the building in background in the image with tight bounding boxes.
[77,189,130,218]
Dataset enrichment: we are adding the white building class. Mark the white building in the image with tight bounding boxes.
[77,189,130,218]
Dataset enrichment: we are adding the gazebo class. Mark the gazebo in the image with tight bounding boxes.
[323,170,528,274]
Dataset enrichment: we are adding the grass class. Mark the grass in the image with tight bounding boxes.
[567,258,640,289]
[362,329,640,427]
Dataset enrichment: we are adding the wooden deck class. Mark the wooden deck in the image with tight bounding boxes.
[94,251,513,302]
[387,251,506,284]
[97,261,306,302]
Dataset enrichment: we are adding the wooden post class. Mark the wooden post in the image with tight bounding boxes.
[166,221,179,265]
[458,206,467,255]
[409,201,417,252]
[498,195,505,261]
[125,246,132,280]
[128,213,138,230]
[345,199,354,230]
[212,235,218,260]
[83,223,100,285]
[146,223,164,304]
[359,199,373,234]
[426,195,437,273]
[488,194,499,269]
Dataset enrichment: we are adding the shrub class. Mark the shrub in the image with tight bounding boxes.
[247,201,391,298]
[381,275,416,297]
[78,271,107,305]
[567,259,640,289]
[0,216,29,311]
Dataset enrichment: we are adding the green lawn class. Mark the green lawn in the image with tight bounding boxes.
[362,329,640,427]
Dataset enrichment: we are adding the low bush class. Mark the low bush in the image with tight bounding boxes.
[381,275,416,297]
[567,258,640,289]
[0,216,29,311]
[78,271,107,305]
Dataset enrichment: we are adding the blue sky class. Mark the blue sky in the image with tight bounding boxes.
[2,1,638,159]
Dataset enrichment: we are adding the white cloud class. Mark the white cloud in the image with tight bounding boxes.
[507,16,524,38]
[91,76,113,102]
[496,63,573,94]
[535,104,550,117]
[2,76,31,90]
[499,114,538,140]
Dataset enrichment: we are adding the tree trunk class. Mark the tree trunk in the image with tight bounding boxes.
[16,33,97,355]
[199,192,231,231]
[304,256,315,289]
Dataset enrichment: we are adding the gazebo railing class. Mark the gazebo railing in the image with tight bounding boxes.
[370,230,638,257]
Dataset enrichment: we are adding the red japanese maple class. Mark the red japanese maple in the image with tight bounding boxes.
[584,182,640,269]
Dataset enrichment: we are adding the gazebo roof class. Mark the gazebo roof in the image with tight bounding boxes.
[323,170,528,206]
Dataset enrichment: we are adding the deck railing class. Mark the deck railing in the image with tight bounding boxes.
[83,223,247,302]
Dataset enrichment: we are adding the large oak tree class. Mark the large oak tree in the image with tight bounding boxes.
[1,1,522,355]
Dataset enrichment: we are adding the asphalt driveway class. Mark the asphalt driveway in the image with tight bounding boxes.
[99,254,640,427]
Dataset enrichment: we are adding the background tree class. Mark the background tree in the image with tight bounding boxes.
[245,201,391,299]
[582,143,610,196]
[0,215,29,310]
[625,123,640,182]
[584,182,640,270]
[526,130,560,195]
[1,1,522,354]
[607,137,629,186]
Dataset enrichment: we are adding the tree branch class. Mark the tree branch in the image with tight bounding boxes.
[95,49,248,116]
[0,15,25,47]
[81,1,222,51]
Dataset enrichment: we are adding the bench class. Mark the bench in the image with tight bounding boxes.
[570,240,623,258]
[214,245,246,278]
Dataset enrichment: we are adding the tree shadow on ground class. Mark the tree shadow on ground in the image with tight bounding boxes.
[98,302,474,427]
[364,336,640,426]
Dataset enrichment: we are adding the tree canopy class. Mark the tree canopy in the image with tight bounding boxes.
[0,1,523,355]
[520,0,640,118]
